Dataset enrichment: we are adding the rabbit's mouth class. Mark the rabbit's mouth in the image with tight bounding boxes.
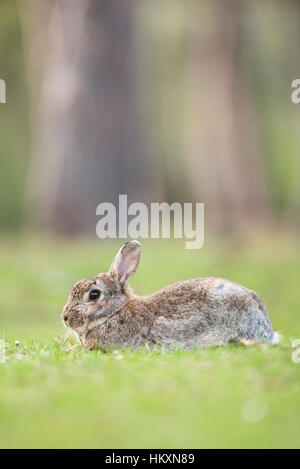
[62,318,69,328]
[63,319,87,337]
[61,306,86,332]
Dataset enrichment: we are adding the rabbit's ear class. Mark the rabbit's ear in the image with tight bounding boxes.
[108,240,142,287]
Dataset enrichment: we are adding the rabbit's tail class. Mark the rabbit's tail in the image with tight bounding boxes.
[271,331,282,345]
[237,305,279,345]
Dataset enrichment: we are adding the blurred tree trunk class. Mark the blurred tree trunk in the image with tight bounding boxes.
[135,0,189,202]
[22,0,162,234]
[184,0,272,232]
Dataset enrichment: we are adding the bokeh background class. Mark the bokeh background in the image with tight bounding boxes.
[0,0,299,337]
[1,0,300,450]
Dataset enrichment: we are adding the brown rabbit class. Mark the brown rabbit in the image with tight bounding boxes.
[61,240,279,350]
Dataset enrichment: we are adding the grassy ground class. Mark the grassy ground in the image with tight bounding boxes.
[0,235,300,448]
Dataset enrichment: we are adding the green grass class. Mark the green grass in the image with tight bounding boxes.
[0,235,300,448]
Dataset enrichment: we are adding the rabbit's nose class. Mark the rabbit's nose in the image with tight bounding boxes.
[63,314,69,323]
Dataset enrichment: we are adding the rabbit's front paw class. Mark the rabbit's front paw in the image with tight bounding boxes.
[64,344,83,352]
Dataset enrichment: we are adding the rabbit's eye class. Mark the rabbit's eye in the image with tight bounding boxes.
[89,289,101,301]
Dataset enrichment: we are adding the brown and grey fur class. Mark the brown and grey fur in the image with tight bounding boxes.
[61,241,279,350]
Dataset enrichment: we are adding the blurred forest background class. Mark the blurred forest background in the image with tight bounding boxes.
[0,0,300,339]
[1,0,300,235]
[1,1,300,450]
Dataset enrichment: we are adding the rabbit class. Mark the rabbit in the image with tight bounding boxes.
[61,240,280,351]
